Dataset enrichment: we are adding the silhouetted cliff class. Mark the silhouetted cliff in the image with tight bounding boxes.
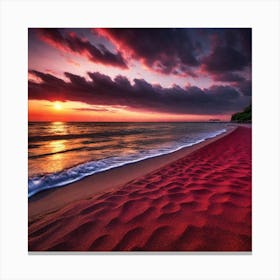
[231,105,251,123]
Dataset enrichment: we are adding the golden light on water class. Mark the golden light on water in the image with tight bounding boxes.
[47,122,68,171]
[48,140,66,171]
[50,140,66,154]
[50,121,67,134]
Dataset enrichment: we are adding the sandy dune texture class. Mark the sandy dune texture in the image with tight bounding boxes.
[29,126,251,251]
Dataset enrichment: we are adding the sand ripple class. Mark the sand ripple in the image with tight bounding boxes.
[29,127,251,251]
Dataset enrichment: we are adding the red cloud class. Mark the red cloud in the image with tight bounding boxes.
[29,70,251,115]
[94,28,199,77]
[37,28,127,69]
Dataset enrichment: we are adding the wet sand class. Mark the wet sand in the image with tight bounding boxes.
[29,126,251,251]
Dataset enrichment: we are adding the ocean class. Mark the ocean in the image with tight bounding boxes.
[28,122,230,197]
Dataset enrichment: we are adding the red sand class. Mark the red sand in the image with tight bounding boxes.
[28,126,252,251]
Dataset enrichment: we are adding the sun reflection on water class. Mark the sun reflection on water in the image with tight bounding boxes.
[49,121,67,135]
[46,122,68,172]
[49,140,66,153]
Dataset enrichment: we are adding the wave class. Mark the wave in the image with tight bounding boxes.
[28,129,227,197]
[28,143,114,159]
[28,128,151,142]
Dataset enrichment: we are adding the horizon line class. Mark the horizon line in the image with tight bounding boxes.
[28,120,231,123]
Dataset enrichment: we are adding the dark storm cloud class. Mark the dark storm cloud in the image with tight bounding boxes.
[212,72,246,82]
[29,70,250,115]
[95,28,199,76]
[202,29,251,74]
[94,28,252,90]
[236,80,252,96]
[36,28,127,68]
[203,46,249,72]
[238,28,252,62]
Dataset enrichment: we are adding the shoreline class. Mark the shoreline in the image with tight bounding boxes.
[29,125,251,251]
[28,125,237,222]
[28,126,229,198]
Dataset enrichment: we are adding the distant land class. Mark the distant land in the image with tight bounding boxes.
[208,119,221,122]
[231,105,252,123]
[28,28,252,252]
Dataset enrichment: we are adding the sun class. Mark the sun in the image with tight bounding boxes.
[53,101,62,111]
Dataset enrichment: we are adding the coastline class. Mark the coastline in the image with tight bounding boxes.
[29,125,251,251]
[28,124,229,198]
[29,125,236,222]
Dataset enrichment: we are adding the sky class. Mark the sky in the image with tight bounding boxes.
[28,28,251,122]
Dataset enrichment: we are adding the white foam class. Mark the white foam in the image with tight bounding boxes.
[28,128,227,197]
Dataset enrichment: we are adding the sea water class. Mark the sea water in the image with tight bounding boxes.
[28,122,230,197]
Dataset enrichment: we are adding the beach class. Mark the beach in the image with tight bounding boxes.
[28,125,251,251]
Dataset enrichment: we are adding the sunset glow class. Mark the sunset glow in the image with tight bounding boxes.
[53,101,62,111]
[27,28,252,253]
[28,28,251,122]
